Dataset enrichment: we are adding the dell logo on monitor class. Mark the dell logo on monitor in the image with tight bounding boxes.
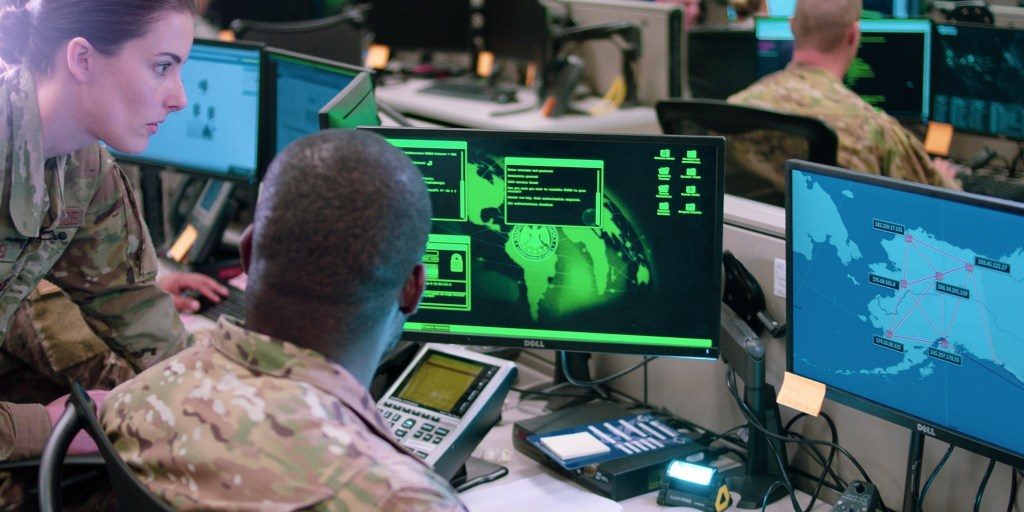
[523,340,546,349]
[916,423,936,436]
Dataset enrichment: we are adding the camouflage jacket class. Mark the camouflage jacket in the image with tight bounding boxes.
[101,316,467,512]
[0,66,188,370]
[728,62,957,190]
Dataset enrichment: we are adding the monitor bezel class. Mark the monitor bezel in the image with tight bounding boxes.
[317,72,378,130]
[365,126,725,359]
[785,159,1024,469]
[264,47,372,161]
[929,22,1024,143]
[367,0,475,53]
[112,39,267,185]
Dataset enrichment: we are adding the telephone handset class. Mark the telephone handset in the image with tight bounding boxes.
[376,344,517,480]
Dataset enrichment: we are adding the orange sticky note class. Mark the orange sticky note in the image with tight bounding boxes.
[924,121,954,157]
[776,371,827,417]
[476,51,495,78]
[365,44,391,70]
[167,224,198,263]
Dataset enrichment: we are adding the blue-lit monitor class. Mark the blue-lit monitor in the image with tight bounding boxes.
[931,23,1024,141]
[267,48,367,154]
[755,18,931,122]
[110,40,264,183]
[787,160,1024,468]
[363,127,724,358]
[767,0,916,18]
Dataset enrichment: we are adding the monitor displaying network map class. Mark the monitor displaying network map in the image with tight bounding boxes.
[365,127,725,358]
[787,161,1024,466]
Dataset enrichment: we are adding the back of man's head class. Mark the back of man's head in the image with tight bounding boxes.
[792,0,861,52]
[246,130,431,329]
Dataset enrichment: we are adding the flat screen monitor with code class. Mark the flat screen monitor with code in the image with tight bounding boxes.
[364,127,725,358]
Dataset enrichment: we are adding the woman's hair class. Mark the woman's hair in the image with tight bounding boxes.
[0,0,197,73]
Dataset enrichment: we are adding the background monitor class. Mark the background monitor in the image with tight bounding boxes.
[110,40,264,183]
[755,17,931,122]
[541,0,683,104]
[787,160,1024,469]
[367,0,473,52]
[930,23,1024,141]
[766,0,917,18]
[267,48,367,154]
[687,28,757,100]
[482,0,553,65]
[364,127,725,358]
[318,72,381,130]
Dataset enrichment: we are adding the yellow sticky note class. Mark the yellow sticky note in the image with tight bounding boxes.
[776,371,827,417]
[167,224,198,263]
[924,121,954,157]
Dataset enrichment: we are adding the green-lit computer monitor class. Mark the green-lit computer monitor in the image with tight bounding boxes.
[363,127,725,358]
[318,72,380,130]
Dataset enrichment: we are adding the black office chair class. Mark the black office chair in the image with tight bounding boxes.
[39,382,172,512]
[231,12,366,66]
[656,99,838,207]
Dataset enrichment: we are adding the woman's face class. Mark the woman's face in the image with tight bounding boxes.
[83,10,193,154]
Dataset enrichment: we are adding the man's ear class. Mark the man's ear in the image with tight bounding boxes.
[398,264,426,316]
[846,21,861,49]
[65,37,95,82]
[239,224,254,273]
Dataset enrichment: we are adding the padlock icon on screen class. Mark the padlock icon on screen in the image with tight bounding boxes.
[450,253,465,273]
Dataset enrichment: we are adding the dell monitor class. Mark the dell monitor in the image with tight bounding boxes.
[109,40,264,184]
[687,28,757,100]
[787,160,1024,470]
[755,18,931,122]
[930,23,1024,141]
[267,48,367,154]
[367,0,473,52]
[363,127,725,358]
[318,72,381,130]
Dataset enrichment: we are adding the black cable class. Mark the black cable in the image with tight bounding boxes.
[510,386,601,399]
[1007,467,1018,512]
[976,459,997,512]
[725,371,889,512]
[783,412,846,492]
[916,443,954,512]
[559,352,656,387]
[761,480,788,512]
[643,356,649,405]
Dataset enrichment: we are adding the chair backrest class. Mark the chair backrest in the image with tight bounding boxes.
[232,12,365,66]
[38,382,173,512]
[656,99,838,206]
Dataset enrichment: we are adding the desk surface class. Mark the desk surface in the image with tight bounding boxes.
[376,78,660,134]
[463,366,832,512]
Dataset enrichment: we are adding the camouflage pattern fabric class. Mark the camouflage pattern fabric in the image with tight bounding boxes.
[101,316,466,512]
[0,66,189,371]
[728,62,958,190]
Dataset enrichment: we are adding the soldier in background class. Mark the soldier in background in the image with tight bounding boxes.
[728,0,958,190]
[102,130,465,511]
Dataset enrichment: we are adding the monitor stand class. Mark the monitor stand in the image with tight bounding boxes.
[522,351,612,411]
[900,430,926,512]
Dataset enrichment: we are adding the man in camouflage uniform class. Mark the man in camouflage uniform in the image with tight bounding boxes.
[727,0,958,192]
[102,130,466,511]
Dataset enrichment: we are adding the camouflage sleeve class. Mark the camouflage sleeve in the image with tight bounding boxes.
[879,119,959,190]
[46,154,190,371]
[361,461,467,512]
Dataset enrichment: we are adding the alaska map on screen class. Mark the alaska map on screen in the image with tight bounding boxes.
[790,169,1024,456]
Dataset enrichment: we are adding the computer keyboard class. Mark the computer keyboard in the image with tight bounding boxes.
[420,81,517,104]
[199,286,246,322]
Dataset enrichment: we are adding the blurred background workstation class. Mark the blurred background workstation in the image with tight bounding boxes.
[40,0,1024,510]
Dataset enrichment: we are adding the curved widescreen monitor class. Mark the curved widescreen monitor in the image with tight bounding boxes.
[365,127,725,358]
[930,23,1024,141]
[110,40,264,184]
[787,160,1024,468]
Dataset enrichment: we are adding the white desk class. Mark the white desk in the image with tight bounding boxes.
[376,78,660,134]
[462,366,832,511]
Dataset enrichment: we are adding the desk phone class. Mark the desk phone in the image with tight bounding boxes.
[377,344,517,480]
